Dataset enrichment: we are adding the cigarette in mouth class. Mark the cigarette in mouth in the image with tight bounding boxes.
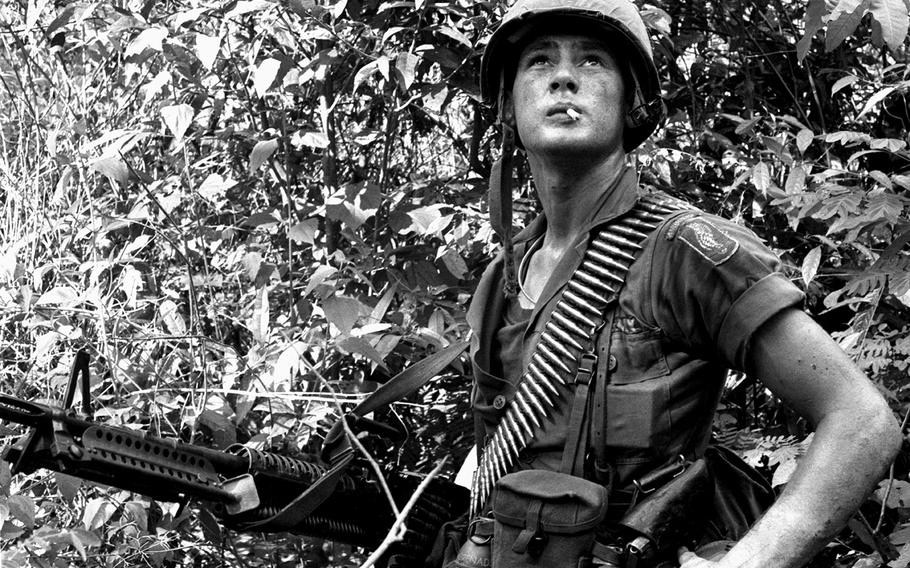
[566,108,581,121]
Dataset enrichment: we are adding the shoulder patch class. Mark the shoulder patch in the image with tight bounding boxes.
[672,217,740,265]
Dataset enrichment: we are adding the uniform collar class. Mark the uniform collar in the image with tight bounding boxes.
[514,165,641,246]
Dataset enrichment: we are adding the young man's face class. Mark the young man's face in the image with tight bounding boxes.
[511,33,626,160]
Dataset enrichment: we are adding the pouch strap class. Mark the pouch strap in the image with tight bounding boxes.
[591,308,617,485]
[513,500,545,554]
[560,348,597,475]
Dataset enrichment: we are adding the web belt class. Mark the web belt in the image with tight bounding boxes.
[469,192,695,518]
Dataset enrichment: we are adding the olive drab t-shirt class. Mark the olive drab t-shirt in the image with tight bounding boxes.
[467,167,805,488]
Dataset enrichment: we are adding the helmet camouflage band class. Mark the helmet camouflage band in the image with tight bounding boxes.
[480,0,664,151]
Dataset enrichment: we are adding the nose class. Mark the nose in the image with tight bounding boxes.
[549,62,578,93]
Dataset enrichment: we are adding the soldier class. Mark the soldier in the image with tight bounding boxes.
[456,0,902,567]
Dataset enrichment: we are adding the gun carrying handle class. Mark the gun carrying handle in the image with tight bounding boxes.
[63,350,92,418]
[0,395,48,427]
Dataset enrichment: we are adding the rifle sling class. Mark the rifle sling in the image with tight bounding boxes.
[322,339,469,463]
[251,339,469,530]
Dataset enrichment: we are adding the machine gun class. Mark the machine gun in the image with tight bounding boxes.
[0,350,469,567]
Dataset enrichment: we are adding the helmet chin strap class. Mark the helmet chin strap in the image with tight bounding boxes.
[490,125,519,299]
[490,69,519,299]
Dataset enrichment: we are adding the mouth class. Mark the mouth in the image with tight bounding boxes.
[546,104,581,120]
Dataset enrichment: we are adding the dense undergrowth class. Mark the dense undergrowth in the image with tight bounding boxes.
[1,0,910,566]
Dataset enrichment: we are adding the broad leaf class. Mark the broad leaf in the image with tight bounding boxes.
[197,410,237,448]
[824,131,871,145]
[36,286,78,306]
[241,211,281,228]
[812,188,862,220]
[253,58,282,96]
[303,265,338,298]
[403,204,452,236]
[90,156,130,188]
[395,52,420,90]
[250,286,269,343]
[197,173,235,204]
[123,502,148,533]
[198,508,223,544]
[324,296,362,336]
[786,164,809,194]
[326,182,381,230]
[159,299,187,335]
[796,129,814,154]
[125,27,168,58]
[751,162,771,194]
[290,130,329,149]
[196,33,221,70]
[825,0,867,52]
[858,86,897,119]
[143,70,172,104]
[242,252,263,280]
[249,139,279,173]
[289,219,318,245]
[798,0,828,60]
[370,283,398,324]
[54,474,82,504]
[226,0,273,19]
[174,7,207,28]
[831,74,860,95]
[870,137,907,152]
[802,246,823,287]
[70,528,101,553]
[640,5,673,35]
[868,0,910,51]
[433,24,472,48]
[869,170,893,188]
[120,265,142,307]
[440,247,468,279]
[6,495,34,529]
[46,4,77,37]
[864,192,904,224]
[337,337,388,369]
[82,498,115,531]
[160,104,195,141]
[353,57,390,93]
[876,479,910,508]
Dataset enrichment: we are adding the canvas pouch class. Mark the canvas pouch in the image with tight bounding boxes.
[492,470,607,568]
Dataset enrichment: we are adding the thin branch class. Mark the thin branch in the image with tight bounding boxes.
[358,456,450,568]
[875,403,910,532]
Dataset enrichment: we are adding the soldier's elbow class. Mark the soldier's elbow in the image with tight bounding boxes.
[864,398,903,468]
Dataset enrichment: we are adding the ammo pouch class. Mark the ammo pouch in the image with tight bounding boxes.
[492,470,607,568]
[703,445,774,542]
[619,457,712,563]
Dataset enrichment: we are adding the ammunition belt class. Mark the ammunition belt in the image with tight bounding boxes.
[469,192,695,518]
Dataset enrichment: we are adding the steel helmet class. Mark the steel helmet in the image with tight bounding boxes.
[480,0,663,150]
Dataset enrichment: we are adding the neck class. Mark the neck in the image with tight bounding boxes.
[528,149,628,249]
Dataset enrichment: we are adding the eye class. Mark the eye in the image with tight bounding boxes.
[527,53,550,67]
[581,54,605,66]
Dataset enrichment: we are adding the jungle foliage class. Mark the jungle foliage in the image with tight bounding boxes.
[0,0,909,566]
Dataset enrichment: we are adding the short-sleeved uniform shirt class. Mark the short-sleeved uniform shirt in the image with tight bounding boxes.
[467,166,805,488]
